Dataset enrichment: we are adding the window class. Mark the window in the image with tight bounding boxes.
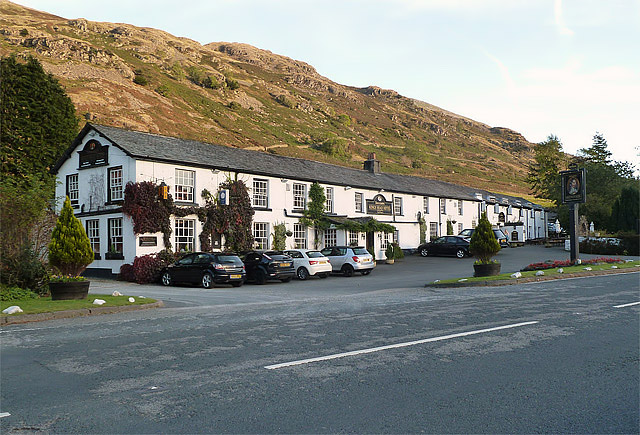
[380,232,390,249]
[508,205,513,215]
[293,223,307,249]
[107,167,123,202]
[86,219,100,256]
[293,183,306,209]
[423,196,429,214]
[253,222,269,249]
[394,197,403,216]
[429,222,438,240]
[325,187,334,213]
[440,198,446,214]
[252,179,269,208]
[175,218,195,252]
[348,230,359,246]
[66,174,79,206]
[494,203,500,213]
[355,192,363,213]
[108,218,123,254]
[323,228,336,247]
[175,169,195,202]
[458,223,463,234]
[393,230,399,244]
[458,200,463,215]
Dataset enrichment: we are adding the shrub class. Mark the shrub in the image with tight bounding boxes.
[228,101,241,110]
[48,197,94,276]
[619,232,640,256]
[470,212,500,264]
[119,263,136,282]
[225,77,239,90]
[1,285,39,301]
[385,244,395,260]
[521,257,622,271]
[132,254,164,284]
[155,84,170,96]
[0,245,49,295]
[156,249,179,267]
[272,223,287,251]
[133,74,148,86]
[393,243,404,260]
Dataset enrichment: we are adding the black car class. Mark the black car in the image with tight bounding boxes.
[242,251,295,284]
[161,252,246,288]
[417,236,470,258]
[458,228,510,248]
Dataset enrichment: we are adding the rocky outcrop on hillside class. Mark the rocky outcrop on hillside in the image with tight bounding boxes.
[0,0,536,196]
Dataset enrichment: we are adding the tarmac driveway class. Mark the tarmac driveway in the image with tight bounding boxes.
[88,245,639,308]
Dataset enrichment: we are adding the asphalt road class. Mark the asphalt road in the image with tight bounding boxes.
[1,267,638,433]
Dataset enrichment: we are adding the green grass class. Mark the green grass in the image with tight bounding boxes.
[433,260,640,285]
[1,294,157,316]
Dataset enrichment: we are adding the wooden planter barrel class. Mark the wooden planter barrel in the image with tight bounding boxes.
[473,262,501,277]
[49,280,90,300]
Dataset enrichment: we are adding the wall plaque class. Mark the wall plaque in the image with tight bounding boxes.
[366,194,392,215]
[139,236,158,247]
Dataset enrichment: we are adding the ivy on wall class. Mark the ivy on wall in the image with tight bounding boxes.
[123,179,254,253]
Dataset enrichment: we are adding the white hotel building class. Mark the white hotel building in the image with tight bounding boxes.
[53,124,547,277]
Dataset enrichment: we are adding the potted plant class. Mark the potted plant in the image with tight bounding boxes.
[469,212,501,277]
[48,197,95,300]
[385,244,395,264]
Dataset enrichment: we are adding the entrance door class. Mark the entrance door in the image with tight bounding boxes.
[366,232,374,253]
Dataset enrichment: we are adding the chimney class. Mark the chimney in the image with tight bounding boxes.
[364,152,380,174]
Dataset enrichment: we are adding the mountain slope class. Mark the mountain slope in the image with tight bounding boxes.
[0,0,535,196]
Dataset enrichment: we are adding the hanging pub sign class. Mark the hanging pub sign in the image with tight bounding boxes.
[560,167,586,204]
[366,194,393,215]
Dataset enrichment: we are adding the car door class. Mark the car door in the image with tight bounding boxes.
[191,253,212,284]
[430,237,446,256]
[285,250,304,270]
[173,254,196,282]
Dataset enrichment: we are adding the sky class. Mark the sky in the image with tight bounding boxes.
[15,0,640,171]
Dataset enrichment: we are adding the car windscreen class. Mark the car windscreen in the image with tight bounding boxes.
[352,248,369,255]
[268,254,291,261]
[459,229,473,237]
[217,255,243,265]
[306,251,324,258]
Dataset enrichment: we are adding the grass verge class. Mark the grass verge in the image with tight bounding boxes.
[1,294,158,316]
[432,260,640,285]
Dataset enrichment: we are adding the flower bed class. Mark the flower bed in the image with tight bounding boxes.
[521,257,623,272]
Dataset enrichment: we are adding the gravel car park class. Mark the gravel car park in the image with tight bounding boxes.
[284,249,332,280]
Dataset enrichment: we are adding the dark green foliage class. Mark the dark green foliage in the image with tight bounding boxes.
[1,55,78,186]
[580,234,639,256]
[610,186,639,233]
[579,132,611,165]
[419,217,427,244]
[227,101,241,110]
[48,197,94,276]
[272,223,287,251]
[337,114,352,127]
[155,84,170,96]
[19,28,29,37]
[526,135,564,205]
[212,179,254,252]
[469,212,500,263]
[385,244,395,260]
[275,94,294,108]
[446,220,453,235]
[317,136,350,159]
[1,285,39,302]
[133,74,148,86]
[393,243,404,259]
[225,77,239,90]
[0,246,49,295]
[300,182,327,249]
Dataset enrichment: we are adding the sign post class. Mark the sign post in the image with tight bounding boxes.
[560,165,586,263]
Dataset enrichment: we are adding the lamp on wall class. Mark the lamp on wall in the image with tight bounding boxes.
[211,169,220,174]
[280,178,288,183]
[344,186,352,190]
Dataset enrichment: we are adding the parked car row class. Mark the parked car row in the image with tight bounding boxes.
[160,246,376,288]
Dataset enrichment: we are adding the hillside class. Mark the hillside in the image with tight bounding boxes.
[0,0,536,196]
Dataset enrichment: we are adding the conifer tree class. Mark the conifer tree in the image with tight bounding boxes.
[469,212,500,263]
[300,182,327,248]
[48,197,94,276]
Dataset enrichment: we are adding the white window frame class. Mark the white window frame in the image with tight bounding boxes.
[253,222,269,249]
[323,228,337,247]
[108,218,123,254]
[429,222,438,240]
[458,200,463,215]
[423,196,429,214]
[175,218,195,252]
[175,169,195,203]
[394,197,403,216]
[252,179,269,208]
[440,198,446,214]
[458,223,463,234]
[293,223,307,249]
[348,230,359,246]
[325,187,334,213]
[108,167,123,202]
[67,174,79,205]
[494,203,500,213]
[355,192,363,213]
[86,219,100,255]
[380,232,390,250]
[293,183,306,209]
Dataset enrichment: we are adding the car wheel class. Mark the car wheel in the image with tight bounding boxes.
[319,273,329,279]
[231,281,242,288]
[361,270,371,275]
[296,267,309,280]
[255,270,267,285]
[341,264,355,277]
[201,272,214,289]
[420,247,429,257]
[161,271,172,286]
[456,249,466,259]
[280,277,292,283]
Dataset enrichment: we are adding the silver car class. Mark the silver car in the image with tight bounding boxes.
[320,246,375,277]
[284,249,332,280]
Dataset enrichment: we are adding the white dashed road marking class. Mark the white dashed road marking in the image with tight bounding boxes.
[0,412,11,418]
[265,321,539,370]
[614,301,640,308]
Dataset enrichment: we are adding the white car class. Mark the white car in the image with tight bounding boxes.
[284,249,332,280]
[320,246,375,277]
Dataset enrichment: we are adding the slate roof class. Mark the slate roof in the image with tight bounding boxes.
[54,123,541,208]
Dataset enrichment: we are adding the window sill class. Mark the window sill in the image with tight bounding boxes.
[105,200,123,206]
[174,201,199,207]
[253,207,272,211]
[105,252,124,260]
